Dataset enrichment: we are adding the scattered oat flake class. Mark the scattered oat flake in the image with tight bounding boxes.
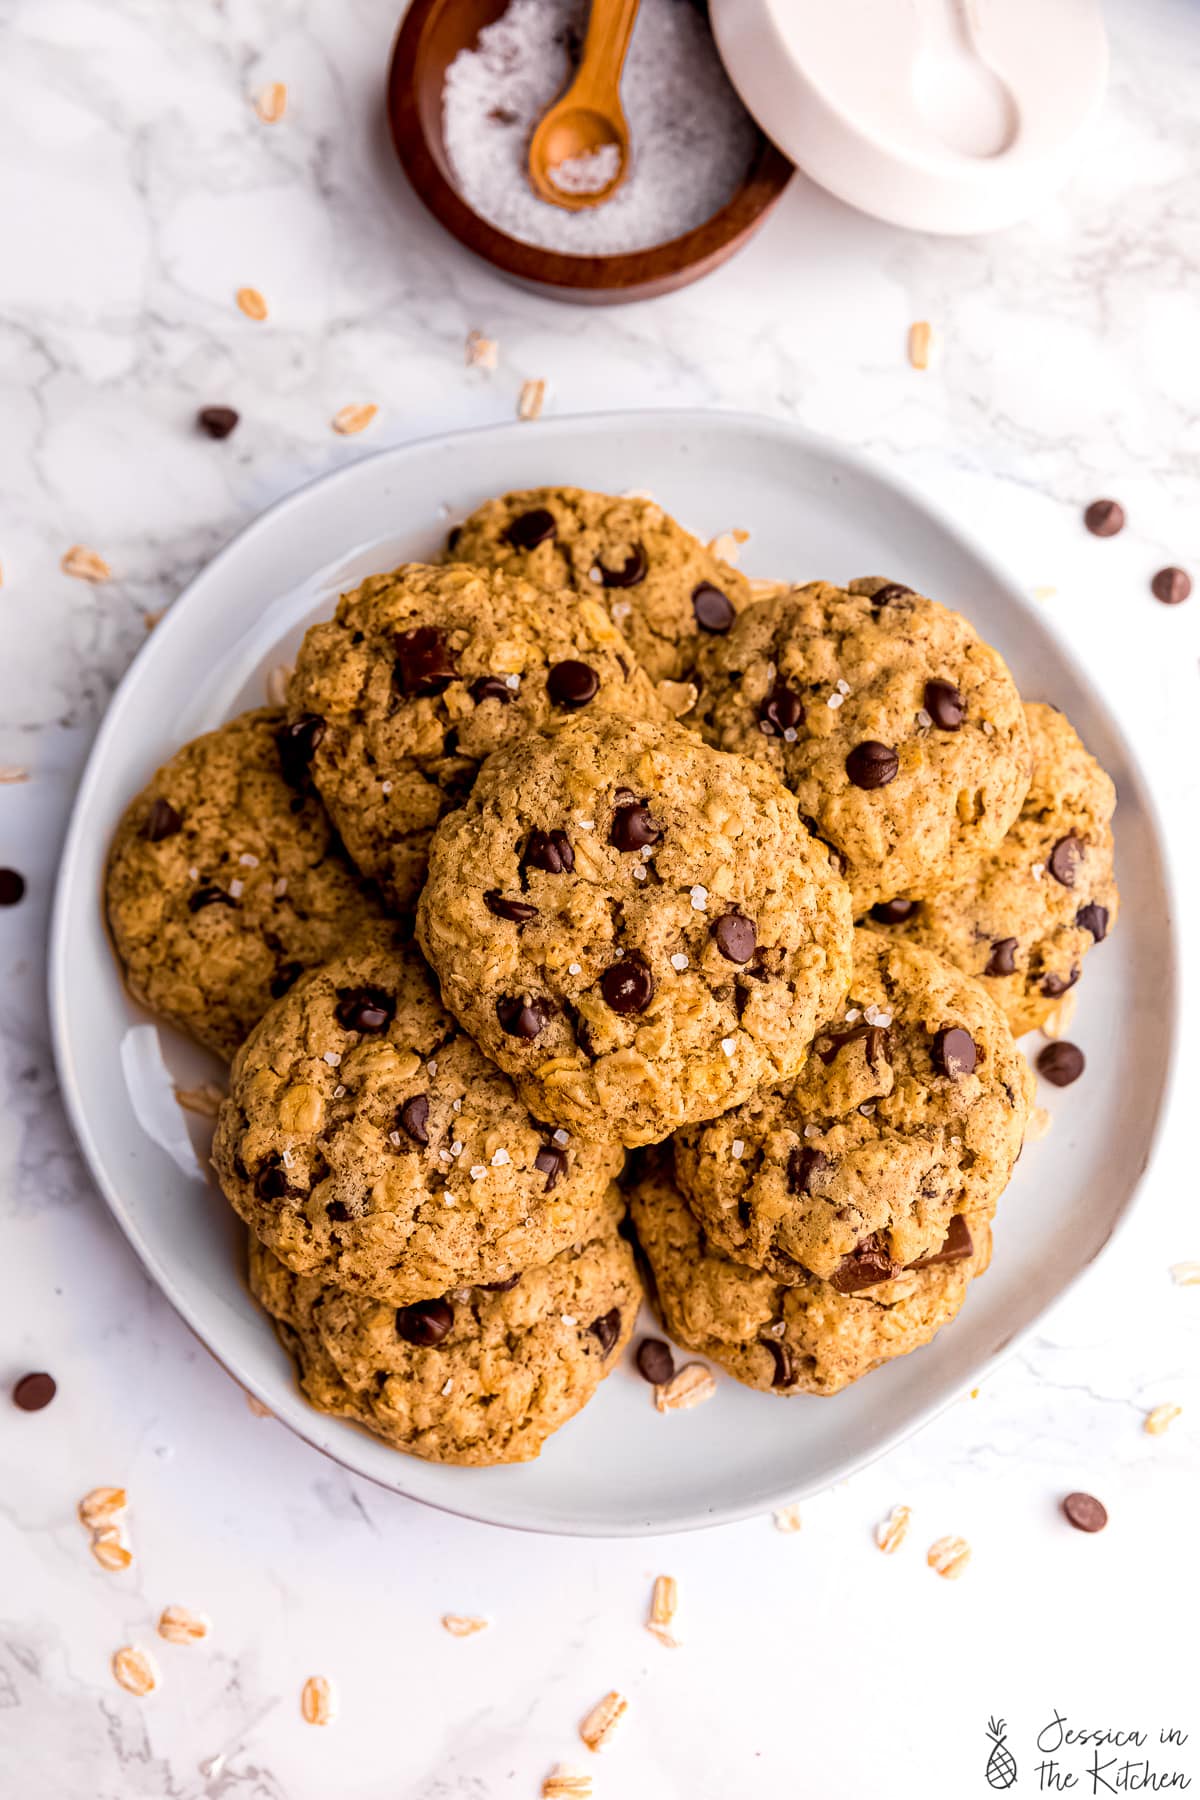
[90,1527,133,1572]
[442,1614,489,1638]
[254,82,287,123]
[1025,1104,1052,1142]
[773,1503,803,1534]
[78,1485,127,1528]
[332,403,378,436]
[908,320,933,370]
[236,287,268,322]
[579,1690,628,1753]
[246,1391,271,1418]
[654,1362,717,1413]
[301,1675,335,1726]
[518,378,546,421]
[1170,1261,1200,1286]
[543,1767,592,1799]
[875,1503,912,1554]
[646,1574,680,1647]
[62,545,111,583]
[112,1646,158,1697]
[707,530,747,563]
[927,1535,971,1579]
[466,331,498,370]
[1041,991,1077,1039]
[158,1605,210,1645]
[265,663,292,706]
[143,608,164,630]
[1145,1404,1182,1436]
[0,765,29,784]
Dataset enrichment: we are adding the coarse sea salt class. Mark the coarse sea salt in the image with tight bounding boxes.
[442,0,759,256]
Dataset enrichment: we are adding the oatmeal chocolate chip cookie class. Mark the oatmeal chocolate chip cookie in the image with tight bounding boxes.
[416,715,854,1148]
[287,562,666,910]
[691,578,1032,912]
[445,486,754,687]
[247,1183,638,1464]
[674,928,1031,1284]
[105,708,383,1060]
[630,1157,991,1397]
[213,926,623,1303]
[869,702,1118,1036]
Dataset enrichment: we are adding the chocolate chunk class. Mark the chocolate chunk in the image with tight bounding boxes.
[470,675,514,705]
[484,889,538,922]
[870,898,918,925]
[276,714,326,786]
[908,1213,973,1269]
[636,1337,676,1384]
[1075,902,1109,941]
[845,741,899,789]
[394,1297,454,1346]
[691,582,734,632]
[985,937,1019,977]
[1151,565,1191,605]
[445,525,461,554]
[869,582,913,606]
[712,910,756,964]
[814,1022,890,1072]
[255,1159,292,1201]
[597,543,646,588]
[523,828,574,874]
[496,993,552,1038]
[505,507,556,550]
[187,883,234,912]
[398,1093,430,1144]
[588,1308,621,1354]
[334,985,394,1033]
[1062,1491,1108,1532]
[546,659,600,708]
[923,679,965,730]
[1036,1040,1085,1087]
[326,1199,351,1222]
[1049,836,1084,887]
[759,681,805,735]
[12,1371,56,1411]
[197,405,239,439]
[1083,498,1124,537]
[534,1143,568,1189]
[394,625,457,697]
[609,792,662,852]
[761,1335,794,1388]
[829,1233,899,1293]
[269,961,303,999]
[144,798,182,842]
[0,867,25,908]
[787,1145,829,1194]
[479,1273,521,1292]
[932,1026,977,1079]
[600,953,655,1016]
[1040,967,1079,998]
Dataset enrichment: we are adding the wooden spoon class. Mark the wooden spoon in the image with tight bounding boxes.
[527,0,641,211]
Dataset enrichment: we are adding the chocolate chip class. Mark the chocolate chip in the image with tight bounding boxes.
[609,793,662,852]
[144,798,182,842]
[1084,498,1124,537]
[12,1371,56,1411]
[255,1159,292,1201]
[393,625,457,698]
[394,1298,454,1346]
[829,1234,899,1293]
[269,961,303,998]
[845,741,899,789]
[187,883,234,912]
[326,1199,351,1222]
[496,993,552,1038]
[908,1213,973,1269]
[870,582,913,606]
[1151,565,1191,605]
[479,1273,521,1292]
[546,659,600,708]
[759,681,805,735]
[445,525,462,554]
[276,714,326,786]
[814,1023,890,1072]
[932,1026,977,1079]
[398,1093,430,1144]
[1062,1491,1108,1532]
[1075,902,1109,941]
[1040,967,1079,999]
[588,1308,621,1354]
[692,582,734,632]
[636,1337,676,1384]
[1049,836,1084,887]
[712,911,756,964]
[197,405,239,439]
[522,828,574,875]
[334,985,394,1033]
[484,889,538,922]
[534,1143,568,1189]
[787,1145,829,1194]
[923,679,965,730]
[870,898,918,925]
[470,675,514,705]
[505,508,556,550]
[1036,1040,1085,1087]
[761,1335,794,1388]
[600,953,655,1016]
[597,542,646,588]
[985,937,1019,977]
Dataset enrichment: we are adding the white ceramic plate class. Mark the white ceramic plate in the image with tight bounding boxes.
[50,411,1176,1537]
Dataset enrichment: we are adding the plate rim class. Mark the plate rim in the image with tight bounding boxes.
[48,407,1182,1537]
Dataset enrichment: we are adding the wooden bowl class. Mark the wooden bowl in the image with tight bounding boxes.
[387,0,794,305]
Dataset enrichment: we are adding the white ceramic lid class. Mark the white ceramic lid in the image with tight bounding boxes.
[710,0,1109,235]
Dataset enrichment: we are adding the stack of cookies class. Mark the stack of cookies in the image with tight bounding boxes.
[105,486,1119,1464]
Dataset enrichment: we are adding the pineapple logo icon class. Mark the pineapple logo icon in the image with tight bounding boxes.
[985,1717,1017,1789]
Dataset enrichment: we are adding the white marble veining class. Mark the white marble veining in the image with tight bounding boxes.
[1,2,1199,1795]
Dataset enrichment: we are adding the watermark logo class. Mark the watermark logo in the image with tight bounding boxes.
[986,1717,1018,1791]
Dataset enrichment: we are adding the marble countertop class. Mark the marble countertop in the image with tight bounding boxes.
[2,2,1199,1795]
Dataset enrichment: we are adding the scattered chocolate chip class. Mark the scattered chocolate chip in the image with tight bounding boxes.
[198,405,239,440]
[1049,836,1084,887]
[522,828,574,875]
[845,741,899,789]
[546,659,599,708]
[488,103,519,125]
[484,889,538,922]
[1083,499,1124,537]
[12,1371,56,1411]
[609,793,662,852]
[394,1298,454,1346]
[269,961,303,999]
[394,625,457,698]
[761,1335,794,1388]
[712,911,756,964]
[398,1093,430,1144]
[276,714,326,786]
[1040,967,1079,998]
[470,675,514,705]
[505,508,556,550]
[255,1159,291,1201]
[870,898,918,925]
[985,937,1019,977]
[479,1273,521,1292]
[1075,902,1109,941]
[869,582,913,606]
[588,1308,621,1354]
[787,1145,829,1194]
[187,883,234,912]
[144,798,182,842]
[1151,565,1191,605]
[534,1143,568,1189]
[932,1026,977,1079]
[636,1337,675,1384]
[759,681,805,735]
[597,543,646,588]
[829,1234,899,1293]
[496,993,552,1038]
[1062,1491,1108,1532]
[0,868,25,907]
[691,582,734,632]
[1036,1040,1085,1087]
[923,679,966,730]
[600,953,655,1016]
[334,985,394,1033]
[908,1213,973,1269]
